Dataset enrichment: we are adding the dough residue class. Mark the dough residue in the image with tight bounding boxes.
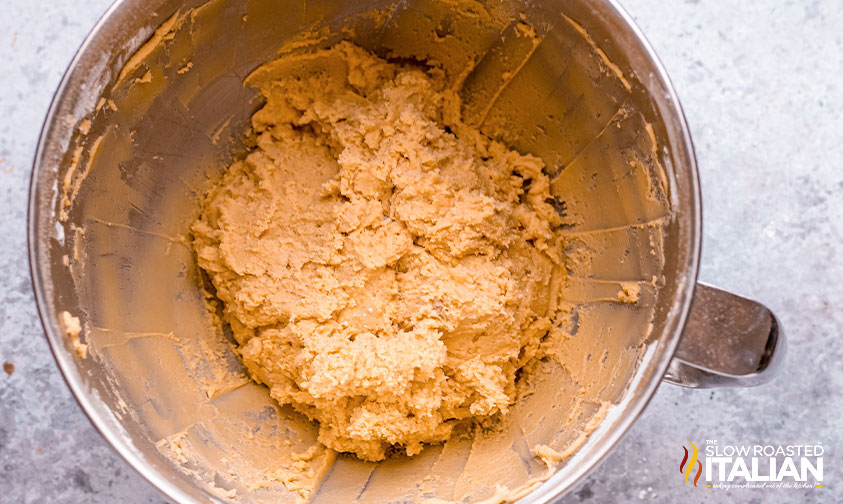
[60,310,87,358]
[191,42,567,461]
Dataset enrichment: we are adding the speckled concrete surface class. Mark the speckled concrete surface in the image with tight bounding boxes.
[0,1,840,502]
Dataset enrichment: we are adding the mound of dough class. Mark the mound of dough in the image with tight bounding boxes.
[192,42,565,461]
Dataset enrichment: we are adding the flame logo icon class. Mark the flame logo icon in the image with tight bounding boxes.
[679,441,703,487]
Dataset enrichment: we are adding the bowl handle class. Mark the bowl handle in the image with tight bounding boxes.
[663,282,785,388]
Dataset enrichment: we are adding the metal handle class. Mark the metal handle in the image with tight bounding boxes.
[664,282,785,388]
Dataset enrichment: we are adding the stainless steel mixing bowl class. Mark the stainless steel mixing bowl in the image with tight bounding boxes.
[29,0,784,502]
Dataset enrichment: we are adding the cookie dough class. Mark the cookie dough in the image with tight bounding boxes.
[192,42,565,461]
[60,310,87,358]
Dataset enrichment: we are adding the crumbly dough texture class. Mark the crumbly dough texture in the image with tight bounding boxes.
[192,42,565,461]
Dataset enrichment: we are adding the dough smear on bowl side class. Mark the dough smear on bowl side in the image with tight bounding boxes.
[191,41,570,462]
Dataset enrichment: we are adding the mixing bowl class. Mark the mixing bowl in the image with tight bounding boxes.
[28,0,784,502]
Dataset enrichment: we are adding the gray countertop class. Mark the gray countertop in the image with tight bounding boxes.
[1,0,840,502]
